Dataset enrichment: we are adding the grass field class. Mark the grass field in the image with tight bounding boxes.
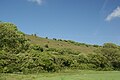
[0,70,120,80]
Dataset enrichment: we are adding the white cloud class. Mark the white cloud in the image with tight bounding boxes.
[27,0,43,5]
[106,6,120,21]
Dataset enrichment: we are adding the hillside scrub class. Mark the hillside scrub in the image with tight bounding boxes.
[0,22,120,74]
[0,22,30,53]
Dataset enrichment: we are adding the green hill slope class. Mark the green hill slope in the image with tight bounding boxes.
[0,22,120,74]
[26,35,97,54]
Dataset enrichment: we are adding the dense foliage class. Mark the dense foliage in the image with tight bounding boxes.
[0,22,120,73]
[0,22,29,53]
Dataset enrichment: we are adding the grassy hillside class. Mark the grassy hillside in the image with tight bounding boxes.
[26,35,97,54]
[0,22,120,74]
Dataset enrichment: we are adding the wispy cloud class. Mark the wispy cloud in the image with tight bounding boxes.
[27,0,43,5]
[100,0,108,13]
[106,6,120,21]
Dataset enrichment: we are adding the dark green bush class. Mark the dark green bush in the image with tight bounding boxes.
[31,44,44,52]
[44,44,49,48]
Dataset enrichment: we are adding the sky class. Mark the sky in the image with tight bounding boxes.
[0,0,120,45]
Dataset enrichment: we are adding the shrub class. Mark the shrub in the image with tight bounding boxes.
[45,37,48,39]
[44,44,49,48]
[0,22,30,54]
[53,38,57,40]
[31,45,44,52]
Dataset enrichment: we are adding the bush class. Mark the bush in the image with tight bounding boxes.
[31,44,44,52]
[44,44,49,48]
[0,22,30,54]
[53,38,57,40]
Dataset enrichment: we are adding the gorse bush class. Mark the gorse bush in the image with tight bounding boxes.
[0,22,30,54]
[30,44,44,52]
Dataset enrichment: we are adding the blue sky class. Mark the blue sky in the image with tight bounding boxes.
[0,0,120,45]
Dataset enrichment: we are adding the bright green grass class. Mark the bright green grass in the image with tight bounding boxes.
[0,70,120,80]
